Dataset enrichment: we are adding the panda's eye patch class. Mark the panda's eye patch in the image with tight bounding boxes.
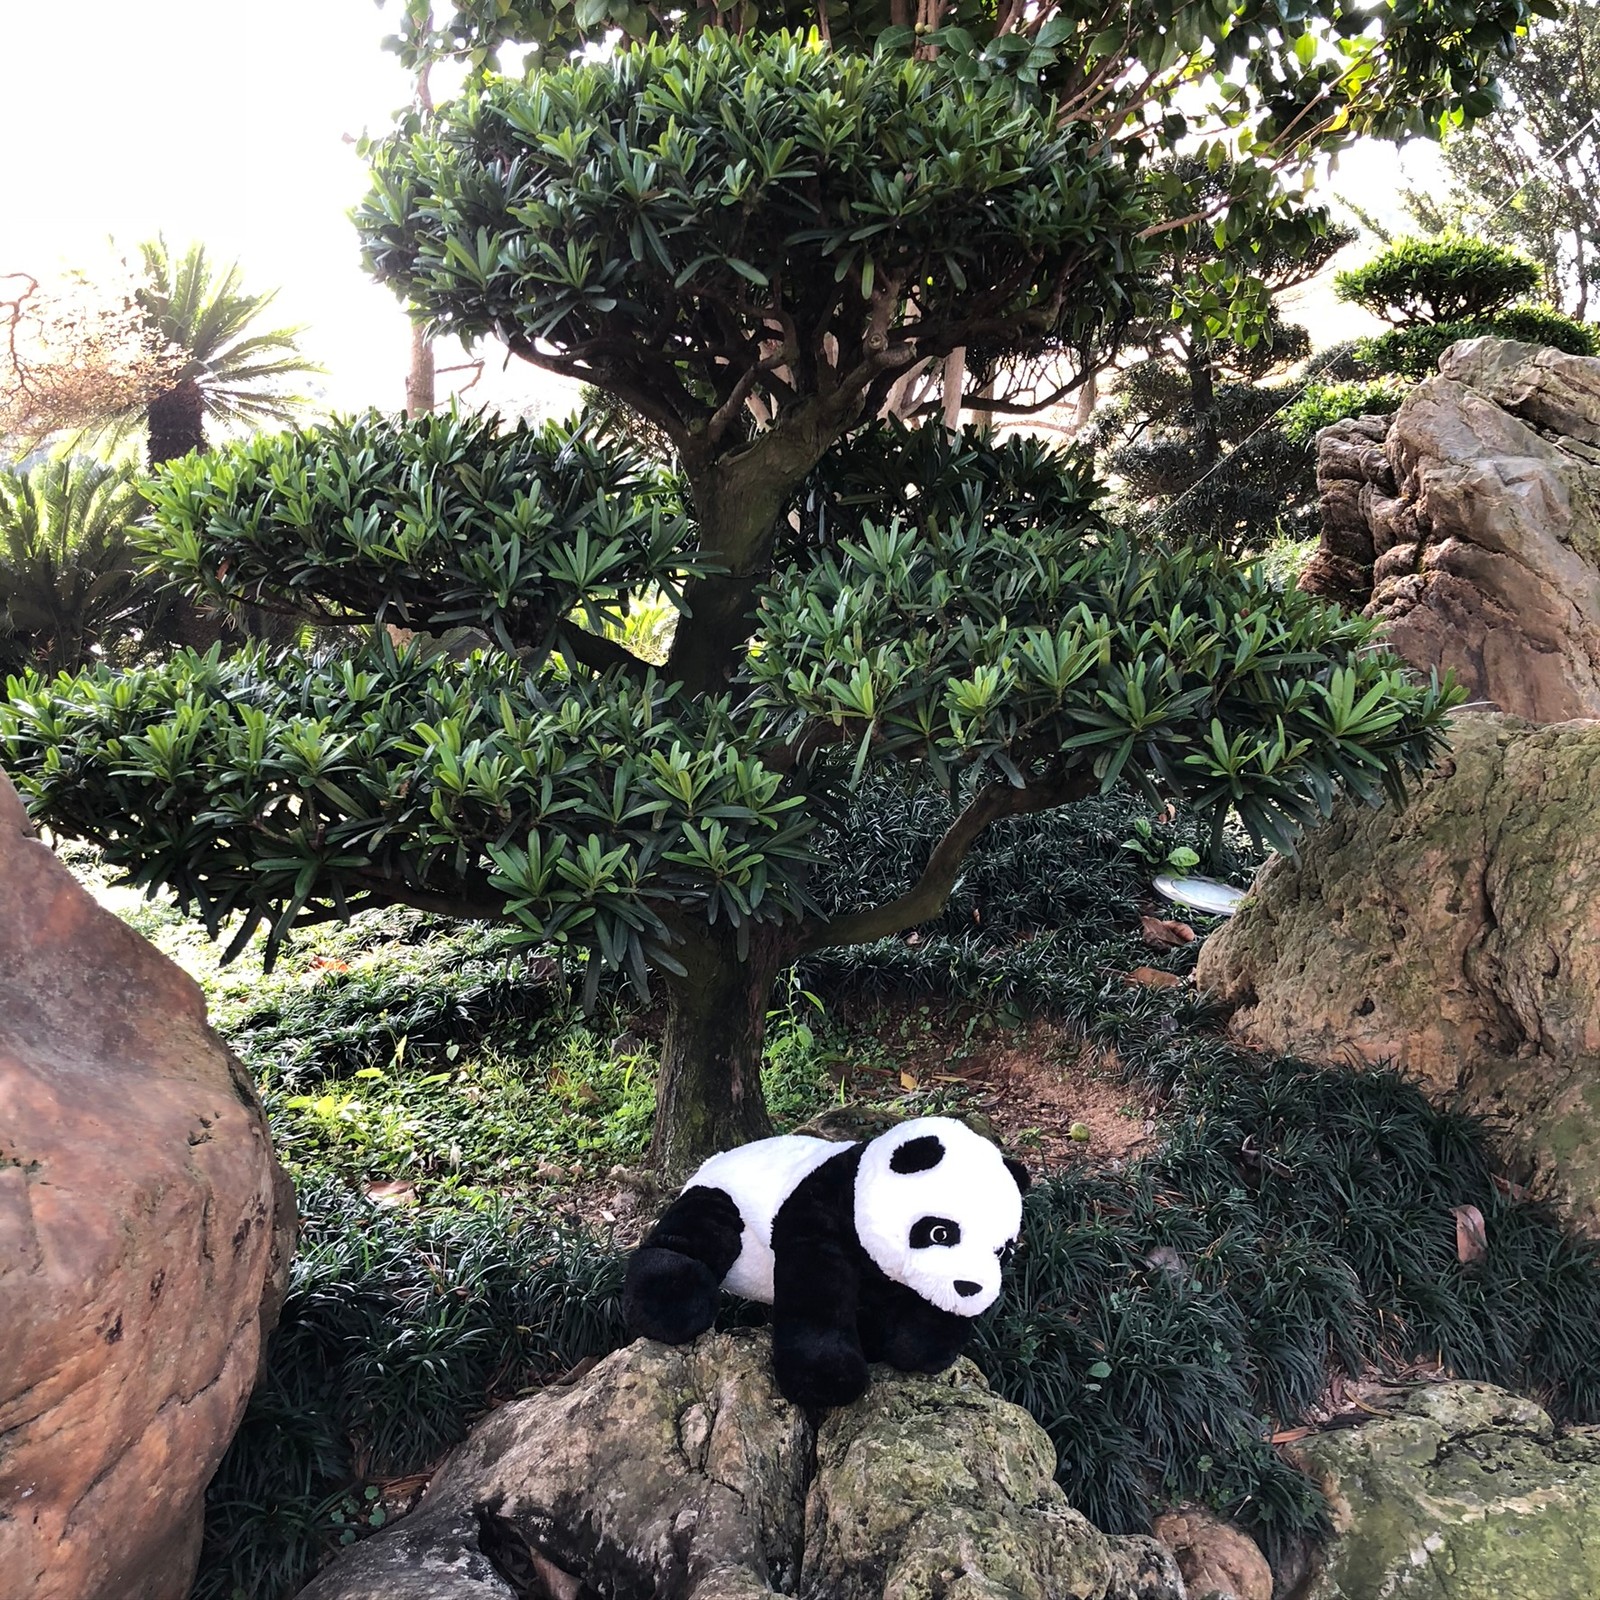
[910,1216,961,1249]
[996,1242,1016,1266]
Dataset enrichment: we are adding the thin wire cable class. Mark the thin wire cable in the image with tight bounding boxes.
[1149,99,1600,533]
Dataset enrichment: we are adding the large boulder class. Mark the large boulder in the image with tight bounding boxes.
[294,1330,1183,1600]
[1195,712,1600,1229]
[1301,338,1600,721]
[0,769,295,1600]
[1286,1382,1600,1599]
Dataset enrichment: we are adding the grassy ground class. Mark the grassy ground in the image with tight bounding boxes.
[57,789,1600,1600]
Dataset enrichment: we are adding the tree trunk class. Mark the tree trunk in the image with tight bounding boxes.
[406,322,436,418]
[1187,350,1220,466]
[652,927,789,1177]
[146,377,205,466]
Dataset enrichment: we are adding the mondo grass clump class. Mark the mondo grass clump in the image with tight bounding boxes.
[193,1184,627,1600]
[976,1039,1600,1561]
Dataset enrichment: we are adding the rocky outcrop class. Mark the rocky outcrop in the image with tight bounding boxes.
[294,1330,1182,1600]
[1286,1382,1600,1599]
[0,768,295,1600]
[1302,338,1600,721]
[1195,712,1600,1230]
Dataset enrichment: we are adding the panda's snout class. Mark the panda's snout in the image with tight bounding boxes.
[954,1279,983,1298]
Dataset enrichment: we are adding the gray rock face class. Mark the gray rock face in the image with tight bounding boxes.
[0,768,296,1600]
[1301,338,1600,721]
[294,1331,1178,1600]
[1196,711,1600,1232]
[1286,1382,1600,1599]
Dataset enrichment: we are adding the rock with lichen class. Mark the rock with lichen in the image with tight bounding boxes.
[1196,710,1600,1232]
[1285,1381,1600,1599]
[293,1330,1178,1600]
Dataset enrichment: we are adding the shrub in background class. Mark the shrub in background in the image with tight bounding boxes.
[1336,235,1599,381]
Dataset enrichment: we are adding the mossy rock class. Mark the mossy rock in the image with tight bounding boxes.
[1287,1381,1600,1599]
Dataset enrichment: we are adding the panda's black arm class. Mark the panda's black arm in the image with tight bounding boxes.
[770,1146,871,1409]
[622,1184,744,1346]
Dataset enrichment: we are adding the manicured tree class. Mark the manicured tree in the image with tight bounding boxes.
[1335,235,1599,380]
[1,29,1516,1171]
[1090,156,1356,554]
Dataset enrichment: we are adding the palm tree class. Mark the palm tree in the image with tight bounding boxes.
[0,456,170,674]
[133,238,320,464]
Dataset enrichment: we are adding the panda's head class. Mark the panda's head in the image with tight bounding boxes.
[853,1116,1029,1317]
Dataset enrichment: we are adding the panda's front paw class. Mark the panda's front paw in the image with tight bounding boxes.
[773,1323,870,1409]
[622,1246,721,1345]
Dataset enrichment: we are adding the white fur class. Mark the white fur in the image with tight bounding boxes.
[686,1117,1023,1318]
[686,1134,840,1302]
[853,1117,1023,1316]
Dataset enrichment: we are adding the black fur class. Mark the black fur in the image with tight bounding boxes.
[890,1133,946,1173]
[770,1147,871,1407]
[1004,1155,1031,1195]
[622,1184,744,1346]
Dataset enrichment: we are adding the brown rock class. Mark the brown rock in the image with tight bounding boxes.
[1151,1508,1272,1600]
[0,768,294,1600]
[1196,712,1600,1230]
[1301,339,1600,721]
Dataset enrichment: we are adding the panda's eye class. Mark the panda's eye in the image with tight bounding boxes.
[910,1216,961,1249]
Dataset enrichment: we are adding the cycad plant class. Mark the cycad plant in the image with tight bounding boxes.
[0,455,166,675]
[132,238,320,464]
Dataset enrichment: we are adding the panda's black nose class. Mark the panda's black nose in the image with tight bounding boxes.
[954,1280,982,1298]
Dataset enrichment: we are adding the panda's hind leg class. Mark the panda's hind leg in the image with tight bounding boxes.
[622,1184,745,1346]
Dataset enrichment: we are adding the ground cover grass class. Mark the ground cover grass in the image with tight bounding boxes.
[59,786,1600,1599]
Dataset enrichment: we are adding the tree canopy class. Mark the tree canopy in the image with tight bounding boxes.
[2,22,1517,1169]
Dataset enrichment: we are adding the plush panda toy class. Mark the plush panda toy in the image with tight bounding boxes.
[622,1116,1029,1408]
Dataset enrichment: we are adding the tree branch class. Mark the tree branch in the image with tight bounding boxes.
[550,619,655,681]
[800,766,1097,951]
[341,867,513,923]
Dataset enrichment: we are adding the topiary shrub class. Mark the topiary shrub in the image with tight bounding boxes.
[1334,235,1542,323]
[1334,235,1599,381]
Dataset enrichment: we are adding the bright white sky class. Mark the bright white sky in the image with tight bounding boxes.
[0,1,1435,416]
[0,0,574,419]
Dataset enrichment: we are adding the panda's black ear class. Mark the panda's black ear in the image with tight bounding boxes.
[890,1134,946,1174]
[1003,1155,1032,1195]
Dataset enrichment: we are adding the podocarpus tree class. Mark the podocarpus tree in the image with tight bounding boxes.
[1,27,1520,1171]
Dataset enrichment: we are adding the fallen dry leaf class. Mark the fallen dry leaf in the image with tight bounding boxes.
[1268,1426,1314,1444]
[1124,966,1184,989]
[1453,1202,1489,1264]
[899,1069,921,1091]
[365,1180,418,1208]
[1140,915,1196,949]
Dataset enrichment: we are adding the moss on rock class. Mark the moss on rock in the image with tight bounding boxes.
[1287,1382,1600,1599]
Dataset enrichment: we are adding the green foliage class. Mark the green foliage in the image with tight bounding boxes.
[1279,379,1407,446]
[1356,306,1600,380]
[0,637,814,989]
[1334,236,1544,324]
[355,31,1148,443]
[1402,7,1600,319]
[378,0,1548,161]
[753,483,1460,852]
[0,455,167,675]
[980,1046,1600,1555]
[135,237,319,436]
[142,408,696,650]
[4,421,1462,1007]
